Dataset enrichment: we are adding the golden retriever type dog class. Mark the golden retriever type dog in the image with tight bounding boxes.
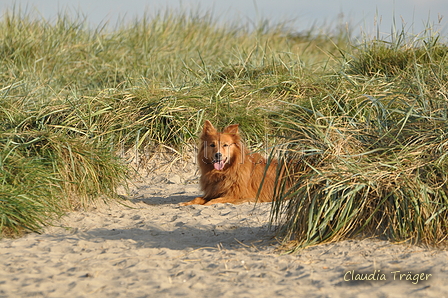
[181,120,278,206]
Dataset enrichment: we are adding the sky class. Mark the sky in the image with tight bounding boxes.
[0,0,446,37]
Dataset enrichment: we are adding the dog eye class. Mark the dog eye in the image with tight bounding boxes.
[210,143,216,147]
[223,144,228,147]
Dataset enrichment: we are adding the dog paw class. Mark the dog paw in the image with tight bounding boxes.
[179,197,208,206]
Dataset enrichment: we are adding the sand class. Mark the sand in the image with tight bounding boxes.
[1,157,447,298]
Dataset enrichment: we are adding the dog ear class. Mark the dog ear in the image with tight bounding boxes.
[202,120,216,135]
[223,124,239,135]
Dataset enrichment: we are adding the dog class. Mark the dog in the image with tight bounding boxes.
[181,120,279,206]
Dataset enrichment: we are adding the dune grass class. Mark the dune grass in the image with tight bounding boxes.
[270,30,448,249]
[0,8,447,248]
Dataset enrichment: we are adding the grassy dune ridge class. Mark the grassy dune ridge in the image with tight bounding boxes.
[270,32,448,249]
[0,9,447,248]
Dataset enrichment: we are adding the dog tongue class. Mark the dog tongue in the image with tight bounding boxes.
[214,160,226,170]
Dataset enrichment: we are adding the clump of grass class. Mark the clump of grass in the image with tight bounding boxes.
[0,127,127,235]
[270,30,448,250]
[348,35,448,77]
[0,143,62,236]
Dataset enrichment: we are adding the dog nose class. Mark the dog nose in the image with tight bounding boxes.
[214,152,222,160]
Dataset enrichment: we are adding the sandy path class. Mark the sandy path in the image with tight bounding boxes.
[1,172,447,298]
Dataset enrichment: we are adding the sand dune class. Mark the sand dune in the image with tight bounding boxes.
[1,170,447,297]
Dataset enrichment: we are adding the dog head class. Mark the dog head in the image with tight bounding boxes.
[200,120,241,171]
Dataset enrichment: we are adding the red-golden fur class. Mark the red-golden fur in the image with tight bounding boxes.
[181,120,278,206]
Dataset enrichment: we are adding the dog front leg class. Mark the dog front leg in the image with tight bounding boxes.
[203,196,243,205]
[180,196,209,206]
